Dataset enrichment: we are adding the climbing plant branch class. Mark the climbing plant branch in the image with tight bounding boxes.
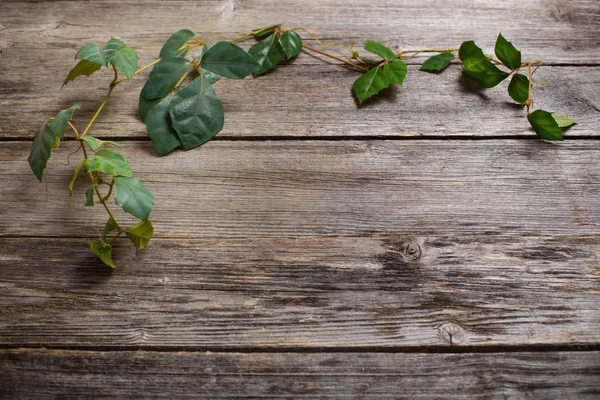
[27,25,577,268]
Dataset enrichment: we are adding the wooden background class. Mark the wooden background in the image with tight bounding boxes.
[1,0,599,398]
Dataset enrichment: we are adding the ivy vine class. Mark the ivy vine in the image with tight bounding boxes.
[28,25,577,268]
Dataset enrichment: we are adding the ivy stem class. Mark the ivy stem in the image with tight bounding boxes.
[397,48,458,60]
[80,65,119,139]
[526,62,534,116]
[114,59,160,85]
[302,44,368,72]
[231,32,254,43]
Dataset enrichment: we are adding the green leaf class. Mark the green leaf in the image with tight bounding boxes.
[126,220,154,250]
[552,114,577,128]
[138,85,162,122]
[48,103,81,139]
[113,176,155,220]
[200,41,259,79]
[85,149,133,177]
[101,38,127,65]
[199,44,221,84]
[495,33,522,70]
[508,74,529,105]
[69,160,86,197]
[103,217,118,242]
[169,76,224,150]
[248,34,285,77]
[63,60,102,87]
[252,24,281,40]
[88,241,117,268]
[364,40,397,61]
[85,188,95,206]
[279,30,303,58]
[419,52,454,72]
[145,92,182,156]
[81,136,120,152]
[76,43,105,65]
[352,66,389,104]
[383,60,407,85]
[144,57,192,99]
[109,46,138,78]
[527,109,563,141]
[459,41,510,88]
[160,29,195,59]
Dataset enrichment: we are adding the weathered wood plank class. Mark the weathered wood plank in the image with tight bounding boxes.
[1,349,599,399]
[1,235,598,348]
[2,140,600,238]
[1,64,598,139]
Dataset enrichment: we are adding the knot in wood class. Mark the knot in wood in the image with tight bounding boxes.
[438,322,466,346]
[403,241,422,261]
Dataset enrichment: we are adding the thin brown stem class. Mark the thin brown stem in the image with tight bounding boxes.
[526,62,534,115]
[302,44,368,72]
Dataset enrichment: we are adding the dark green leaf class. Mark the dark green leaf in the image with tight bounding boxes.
[364,40,397,61]
[28,120,61,182]
[495,33,522,70]
[160,29,195,59]
[279,31,303,58]
[69,160,86,197]
[459,41,509,88]
[383,60,407,85]
[138,85,162,122]
[110,46,138,78]
[113,176,155,220]
[508,73,529,105]
[552,114,577,128]
[103,217,118,242]
[63,60,102,87]
[143,57,192,99]
[76,43,105,65]
[85,188,95,206]
[85,149,133,177]
[252,24,281,40]
[88,241,116,268]
[126,220,154,250]
[169,76,224,149]
[199,44,221,84]
[81,136,120,152]
[419,52,454,72]
[145,92,182,156]
[352,66,389,104]
[527,109,563,141]
[48,103,81,139]
[248,34,285,77]
[200,41,259,79]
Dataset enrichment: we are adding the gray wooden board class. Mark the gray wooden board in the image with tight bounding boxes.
[1,235,599,348]
[2,140,600,238]
[1,350,599,399]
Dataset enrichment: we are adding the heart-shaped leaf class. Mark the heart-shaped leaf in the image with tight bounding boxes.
[85,149,133,177]
[279,31,303,58]
[114,176,155,220]
[201,41,259,79]
[352,66,389,104]
[143,57,192,99]
[364,40,397,61]
[508,74,529,105]
[145,92,182,156]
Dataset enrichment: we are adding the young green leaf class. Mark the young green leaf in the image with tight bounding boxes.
[81,136,120,152]
[459,41,509,88]
[103,217,118,242]
[279,30,303,58]
[48,103,81,139]
[145,92,182,156]
[69,160,86,197]
[419,52,454,73]
[527,109,563,141]
[28,122,56,182]
[199,44,221,84]
[101,38,127,64]
[495,33,521,70]
[252,24,281,40]
[248,34,286,77]
[143,57,193,99]
[126,220,154,250]
[160,29,195,59]
[76,43,106,66]
[169,76,224,149]
[508,74,529,105]
[352,66,389,104]
[138,85,162,122]
[383,60,407,85]
[364,40,397,61]
[88,241,117,268]
[200,41,259,79]
[113,176,155,220]
[85,149,133,177]
[85,188,95,206]
[109,46,138,78]
[63,60,102,87]
[552,114,577,128]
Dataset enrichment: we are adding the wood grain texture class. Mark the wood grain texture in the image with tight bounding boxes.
[1,235,599,348]
[1,349,599,399]
[2,140,600,238]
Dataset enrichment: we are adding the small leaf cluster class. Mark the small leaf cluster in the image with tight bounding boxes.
[247,25,303,77]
